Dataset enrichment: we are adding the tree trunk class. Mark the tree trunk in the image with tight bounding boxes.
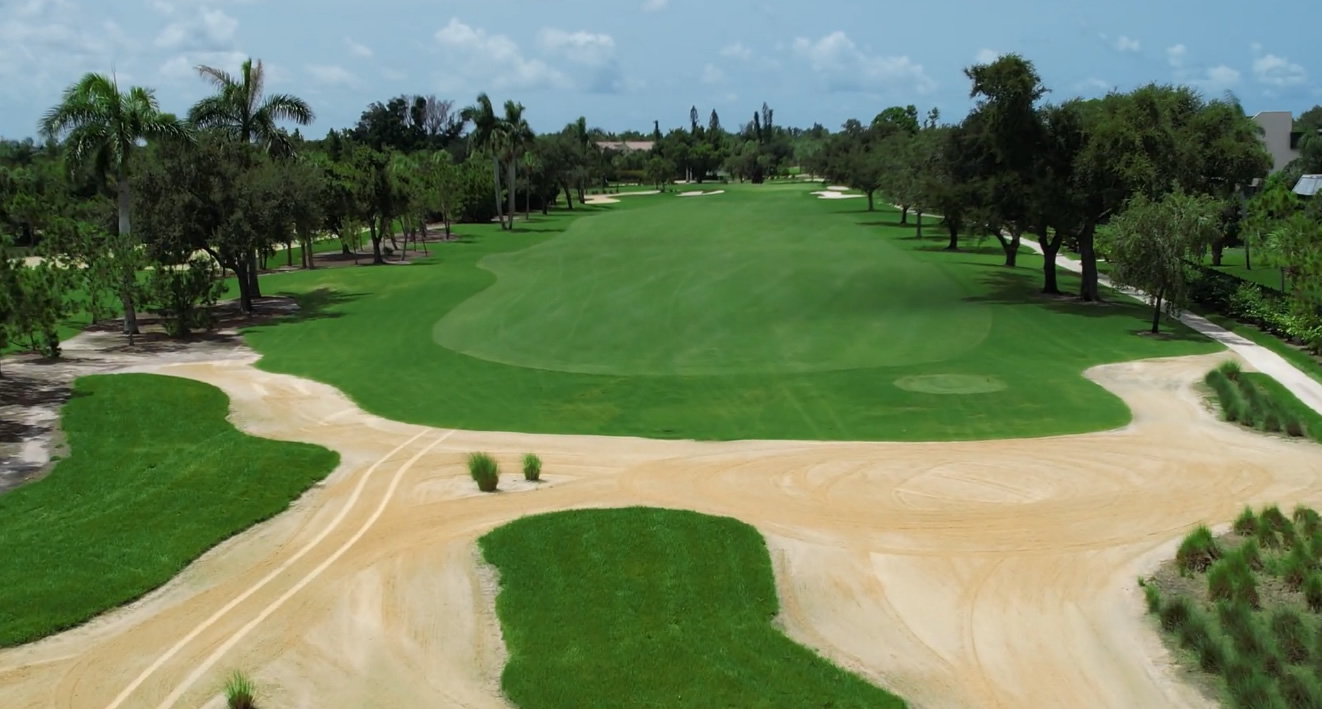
[1151,292,1164,334]
[286,241,293,268]
[945,222,959,251]
[1211,241,1224,267]
[341,237,352,256]
[995,228,1021,267]
[526,181,532,219]
[1040,232,1062,295]
[491,156,505,230]
[866,191,875,211]
[370,220,384,265]
[916,211,923,239]
[248,251,262,298]
[900,206,909,225]
[1078,224,1101,302]
[563,183,575,210]
[577,181,586,204]
[115,175,140,335]
[507,160,518,229]
[420,219,429,255]
[1245,237,1252,270]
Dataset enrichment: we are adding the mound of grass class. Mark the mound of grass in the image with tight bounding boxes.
[468,452,499,492]
[241,186,1218,443]
[1205,365,1322,441]
[225,670,257,709]
[479,507,906,708]
[1144,504,1322,708]
[0,374,339,647]
[521,453,541,482]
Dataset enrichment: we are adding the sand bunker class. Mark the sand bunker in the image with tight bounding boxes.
[827,185,851,191]
[677,190,725,197]
[584,190,662,205]
[5,343,1321,709]
[811,190,864,200]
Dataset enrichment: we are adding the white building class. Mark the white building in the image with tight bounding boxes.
[1253,111,1320,174]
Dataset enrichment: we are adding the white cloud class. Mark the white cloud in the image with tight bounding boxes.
[700,63,724,84]
[433,18,568,91]
[1253,53,1307,87]
[154,8,238,50]
[306,63,359,88]
[0,0,135,90]
[345,37,372,58]
[1073,77,1111,92]
[1166,44,1187,68]
[974,48,1001,64]
[538,28,615,66]
[158,49,247,82]
[641,0,667,11]
[791,31,934,94]
[1113,35,1140,52]
[1201,65,1241,90]
[381,67,406,81]
[720,42,753,60]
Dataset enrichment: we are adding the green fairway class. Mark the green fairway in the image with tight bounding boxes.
[0,374,338,647]
[242,184,1220,441]
[479,507,906,709]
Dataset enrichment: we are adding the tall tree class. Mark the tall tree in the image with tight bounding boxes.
[460,93,507,229]
[500,100,534,229]
[708,109,722,136]
[188,58,314,151]
[1106,190,1222,333]
[690,106,700,134]
[39,73,190,334]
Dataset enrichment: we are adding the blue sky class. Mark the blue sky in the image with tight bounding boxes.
[1,0,1319,140]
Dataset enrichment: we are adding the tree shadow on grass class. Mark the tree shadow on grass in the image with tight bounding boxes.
[242,289,367,332]
[963,268,1207,342]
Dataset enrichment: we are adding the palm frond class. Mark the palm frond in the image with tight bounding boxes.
[241,58,263,118]
[195,64,237,91]
[258,93,314,126]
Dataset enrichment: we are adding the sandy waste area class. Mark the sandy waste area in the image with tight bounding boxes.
[4,330,1322,707]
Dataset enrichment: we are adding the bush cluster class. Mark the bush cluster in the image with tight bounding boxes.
[1188,267,1322,354]
[1146,504,1322,709]
[1204,362,1312,438]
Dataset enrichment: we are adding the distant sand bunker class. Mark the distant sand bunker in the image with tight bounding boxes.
[811,190,864,200]
[677,190,726,197]
[893,374,1009,395]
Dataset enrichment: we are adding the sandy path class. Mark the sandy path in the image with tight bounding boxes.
[4,346,1322,707]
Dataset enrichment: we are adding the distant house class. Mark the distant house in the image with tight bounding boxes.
[595,140,654,153]
[1254,110,1322,174]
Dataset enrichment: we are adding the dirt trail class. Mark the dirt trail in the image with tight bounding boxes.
[4,349,1322,708]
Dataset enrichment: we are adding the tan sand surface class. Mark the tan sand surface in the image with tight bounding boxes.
[4,346,1321,708]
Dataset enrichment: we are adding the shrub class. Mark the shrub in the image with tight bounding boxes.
[1295,506,1322,535]
[1176,526,1221,573]
[1141,579,1162,614]
[1220,602,1265,656]
[1283,545,1313,591]
[1262,505,1294,535]
[521,453,542,482]
[1234,506,1260,536]
[1263,410,1283,433]
[1305,573,1322,612]
[1238,539,1265,571]
[1195,631,1229,674]
[1286,416,1307,438]
[1261,526,1283,550]
[468,452,500,493]
[1272,609,1311,664]
[1218,360,1244,381]
[1281,668,1322,709]
[225,671,256,709]
[1208,560,1238,601]
[1159,596,1193,633]
[1178,608,1213,652]
[1227,664,1275,709]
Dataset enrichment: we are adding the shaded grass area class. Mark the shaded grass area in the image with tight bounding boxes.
[240,187,1219,442]
[0,373,339,647]
[1200,247,1288,292]
[1144,505,1322,708]
[479,507,906,709]
[1204,361,1322,441]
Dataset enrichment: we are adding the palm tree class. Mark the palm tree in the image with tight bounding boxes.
[501,100,534,228]
[39,73,190,334]
[460,93,507,229]
[188,58,314,152]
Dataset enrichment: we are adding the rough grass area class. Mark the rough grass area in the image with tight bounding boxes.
[479,507,907,709]
[1142,504,1322,708]
[241,183,1218,442]
[1204,361,1322,441]
[0,373,339,647]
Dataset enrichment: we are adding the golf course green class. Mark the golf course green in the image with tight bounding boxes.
[243,183,1220,441]
[479,507,906,708]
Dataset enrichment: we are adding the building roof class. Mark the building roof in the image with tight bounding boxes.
[595,140,654,153]
[1294,174,1322,197]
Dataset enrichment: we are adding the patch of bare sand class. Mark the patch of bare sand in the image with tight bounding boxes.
[5,345,1322,708]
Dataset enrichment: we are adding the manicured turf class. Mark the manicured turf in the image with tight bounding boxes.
[1200,247,1288,292]
[242,183,1220,441]
[479,507,906,709]
[0,374,338,647]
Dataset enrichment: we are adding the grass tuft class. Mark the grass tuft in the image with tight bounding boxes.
[1272,608,1312,664]
[1281,668,1322,709]
[1234,506,1260,536]
[1160,596,1194,633]
[225,670,256,709]
[521,453,542,482]
[1218,360,1243,381]
[1142,578,1162,614]
[468,452,500,493]
[1305,573,1322,612]
[1176,525,1221,573]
